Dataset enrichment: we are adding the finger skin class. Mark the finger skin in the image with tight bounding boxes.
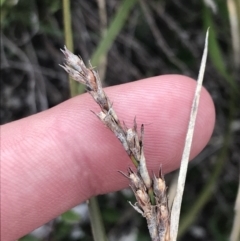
[1,75,215,240]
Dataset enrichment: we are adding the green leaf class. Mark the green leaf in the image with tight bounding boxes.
[203,5,238,92]
[19,235,39,241]
[61,210,81,223]
[91,0,139,66]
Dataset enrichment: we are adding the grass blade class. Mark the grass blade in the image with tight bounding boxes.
[170,29,209,241]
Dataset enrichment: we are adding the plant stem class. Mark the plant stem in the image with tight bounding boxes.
[170,29,209,241]
[62,0,84,96]
[91,0,139,66]
[88,198,109,241]
[62,2,107,241]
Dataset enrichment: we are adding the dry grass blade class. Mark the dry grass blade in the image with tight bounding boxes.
[170,28,209,241]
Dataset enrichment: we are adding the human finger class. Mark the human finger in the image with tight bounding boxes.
[1,75,215,240]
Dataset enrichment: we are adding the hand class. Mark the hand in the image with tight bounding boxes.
[1,75,215,241]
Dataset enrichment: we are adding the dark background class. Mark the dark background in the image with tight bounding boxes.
[1,0,239,240]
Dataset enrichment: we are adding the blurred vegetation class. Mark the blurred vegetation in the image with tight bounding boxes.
[1,0,240,241]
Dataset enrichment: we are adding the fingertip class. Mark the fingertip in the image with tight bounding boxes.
[101,74,216,198]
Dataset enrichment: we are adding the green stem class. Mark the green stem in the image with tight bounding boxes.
[88,197,109,241]
[91,0,139,66]
[62,0,84,96]
[62,2,106,241]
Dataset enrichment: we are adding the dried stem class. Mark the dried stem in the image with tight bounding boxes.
[170,29,209,241]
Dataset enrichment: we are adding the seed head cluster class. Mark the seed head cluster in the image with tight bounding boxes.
[61,46,170,241]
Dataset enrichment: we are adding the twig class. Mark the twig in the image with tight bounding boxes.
[169,28,209,241]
